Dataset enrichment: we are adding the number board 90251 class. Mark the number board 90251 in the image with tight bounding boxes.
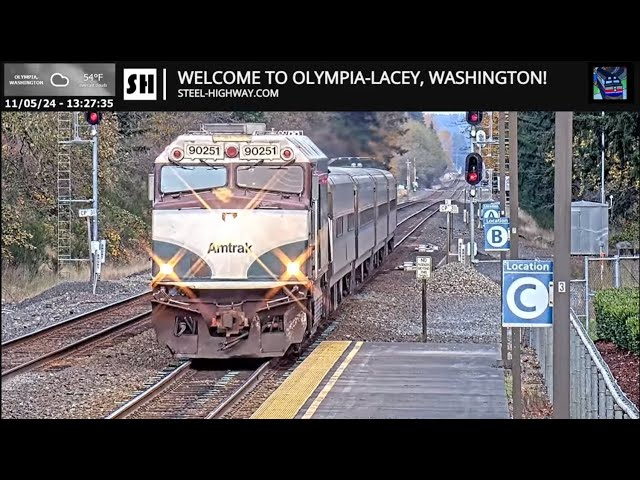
[184,144,223,159]
[240,144,280,159]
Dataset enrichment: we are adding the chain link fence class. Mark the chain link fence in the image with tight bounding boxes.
[570,278,586,324]
[527,311,638,419]
[522,254,639,419]
[571,256,639,333]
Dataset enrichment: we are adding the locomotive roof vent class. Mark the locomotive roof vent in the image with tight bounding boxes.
[193,123,267,135]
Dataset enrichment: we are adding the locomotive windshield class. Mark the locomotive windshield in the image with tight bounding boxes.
[236,165,304,194]
[160,165,227,194]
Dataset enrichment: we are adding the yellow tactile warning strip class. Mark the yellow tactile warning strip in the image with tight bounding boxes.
[301,341,363,418]
[250,341,352,419]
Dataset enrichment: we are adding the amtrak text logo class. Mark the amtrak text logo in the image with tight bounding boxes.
[208,242,253,254]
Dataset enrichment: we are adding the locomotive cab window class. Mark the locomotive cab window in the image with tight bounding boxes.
[160,165,227,194]
[236,165,304,194]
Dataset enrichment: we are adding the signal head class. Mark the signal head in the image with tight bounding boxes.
[85,111,102,125]
[465,152,483,186]
[466,111,483,126]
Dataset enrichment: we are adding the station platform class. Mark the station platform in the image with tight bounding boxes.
[251,341,510,419]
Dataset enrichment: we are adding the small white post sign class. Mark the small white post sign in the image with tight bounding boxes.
[415,256,432,280]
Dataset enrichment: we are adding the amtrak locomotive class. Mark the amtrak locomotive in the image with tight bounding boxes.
[148,123,397,359]
[595,68,624,99]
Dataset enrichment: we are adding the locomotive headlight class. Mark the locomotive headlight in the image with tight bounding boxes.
[286,262,300,276]
[160,263,174,275]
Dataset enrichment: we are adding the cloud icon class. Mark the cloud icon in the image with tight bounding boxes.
[50,72,69,87]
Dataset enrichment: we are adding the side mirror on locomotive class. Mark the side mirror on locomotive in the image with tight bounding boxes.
[465,153,483,186]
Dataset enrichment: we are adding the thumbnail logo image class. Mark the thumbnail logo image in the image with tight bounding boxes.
[592,66,627,100]
[123,68,157,100]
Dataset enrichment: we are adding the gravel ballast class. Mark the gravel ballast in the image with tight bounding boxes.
[327,262,502,344]
[328,195,503,345]
[1,271,152,342]
[1,328,174,419]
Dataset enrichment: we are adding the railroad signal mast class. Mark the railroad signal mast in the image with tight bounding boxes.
[57,111,104,294]
[464,112,485,264]
[85,111,103,294]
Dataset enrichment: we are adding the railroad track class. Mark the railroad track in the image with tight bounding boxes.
[397,181,463,212]
[106,360,272,419]
[105,184,466,419]
[1,291,152,382]
[395,185,465,247]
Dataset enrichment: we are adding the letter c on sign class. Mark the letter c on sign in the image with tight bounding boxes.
[514,284,536,313]
[506,277,549,320]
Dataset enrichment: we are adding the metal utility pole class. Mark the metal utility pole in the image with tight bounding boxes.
[553,112,572,419]
[499,112,508,366]
[469,196,475,264]
[601,111,605,204]
[91,125,100,294]
[469,138,476,265]
[464,188,468,224]
[449,207,453,254]
[446,209,451,264]
[508,111,522,419]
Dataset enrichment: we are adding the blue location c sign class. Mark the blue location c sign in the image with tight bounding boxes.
[507,277,549,319]
[502,259,553,327]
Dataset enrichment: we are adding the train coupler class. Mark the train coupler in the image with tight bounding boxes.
[211,309,250,336]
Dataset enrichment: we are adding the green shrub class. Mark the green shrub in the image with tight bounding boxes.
[609,220,640,249]
[594,288,640,354]
[626,315,639,354]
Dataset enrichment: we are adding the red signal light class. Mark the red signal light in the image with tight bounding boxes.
[85,111,102,125]
[466,111,483,126]
[464,152,483,186]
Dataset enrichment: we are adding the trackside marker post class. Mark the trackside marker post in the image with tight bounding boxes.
[415,256,431,342]
[399,253,433,342]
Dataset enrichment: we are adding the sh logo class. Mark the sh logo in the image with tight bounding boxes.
[123,68,157,100]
